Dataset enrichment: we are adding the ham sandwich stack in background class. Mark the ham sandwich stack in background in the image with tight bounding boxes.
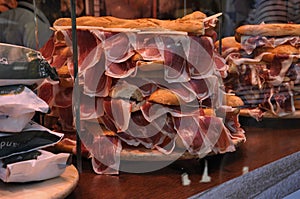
[39,11,246,174]
[216,24,300,119]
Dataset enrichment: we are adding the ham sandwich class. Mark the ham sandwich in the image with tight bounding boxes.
[217,24,300,118]
[39,12,245,174]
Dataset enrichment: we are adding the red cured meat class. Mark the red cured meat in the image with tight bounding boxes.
[187,36,215,77]
[83,57,112,97]
[39,27,240,175]
[103,98,132,132]
[90,136,121,175]
[54,87,73,108]
[161,36,190,82]
[38,82,53,105]
[104,32,135,63]
[80,94,105,120]
[105,60,137,78]
[39,35,55,60]
[135,35,163,61]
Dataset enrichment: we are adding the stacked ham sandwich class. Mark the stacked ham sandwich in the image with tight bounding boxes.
[217,24,300,118]
[39,11,245,174]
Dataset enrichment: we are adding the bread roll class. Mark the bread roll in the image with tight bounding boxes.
[202,108,215,116]
[215,36,241,57]
[215,36,241,51]
[148,88,180,106]
[109,83,143,101]
[254,45,299,63]
[235,24,300,42]
[225,94,244,107]
[136,60,164,71]
[53,11,206,35]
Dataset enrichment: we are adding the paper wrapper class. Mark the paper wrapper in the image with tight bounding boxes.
[0,85,49,132]
[0,112,35,132]
[0,150,71,183]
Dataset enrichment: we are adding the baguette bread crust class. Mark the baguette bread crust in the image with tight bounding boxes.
[53,11,206,35]
[254,45,300,62]
[225,94,244,107]
[148,88,180,106]
[235,24,300,42]
[215,36,241,50]
[149,89,245,107]
[215,36,241,57]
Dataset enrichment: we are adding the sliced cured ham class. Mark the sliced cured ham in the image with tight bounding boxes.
[103,98,132,132]
[103,32,135,63]
[105,61,137,78]
[83,56,112,97]
[90,135,121,175]
[40,12,243,175]
[241,35,300,55]
[188,36,215,77]
[135,35,164,61]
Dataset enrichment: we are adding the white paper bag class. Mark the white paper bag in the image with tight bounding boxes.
[0,150,71,183]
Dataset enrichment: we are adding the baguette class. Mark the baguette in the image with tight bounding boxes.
[53,11,206,35]
[235,23,300,42]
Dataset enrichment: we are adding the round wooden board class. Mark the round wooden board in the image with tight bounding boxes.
[239,109,300,119]
[120,139,243,161]
[120,148,199,161]
[0,165,79,199]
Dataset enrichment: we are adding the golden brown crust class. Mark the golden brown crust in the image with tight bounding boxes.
[254,45,300,62]
[56,65,71,78]
[215,36,241,57]
[53,11,206,34]
[181,11,207,21]
[149,90,244,107]
[235,24,300,42]
[136,61,164,71]
[225,94,244,107]
[202,108,215,116]
[148,88,180,106]
[131,53,143,62]
[215,36,241,51]
[131,52,164,72]
[109,83,144,101]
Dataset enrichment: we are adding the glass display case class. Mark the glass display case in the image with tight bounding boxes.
[0,1,300,198]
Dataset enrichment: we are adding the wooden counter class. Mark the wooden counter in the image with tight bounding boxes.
[66,118,300,199]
